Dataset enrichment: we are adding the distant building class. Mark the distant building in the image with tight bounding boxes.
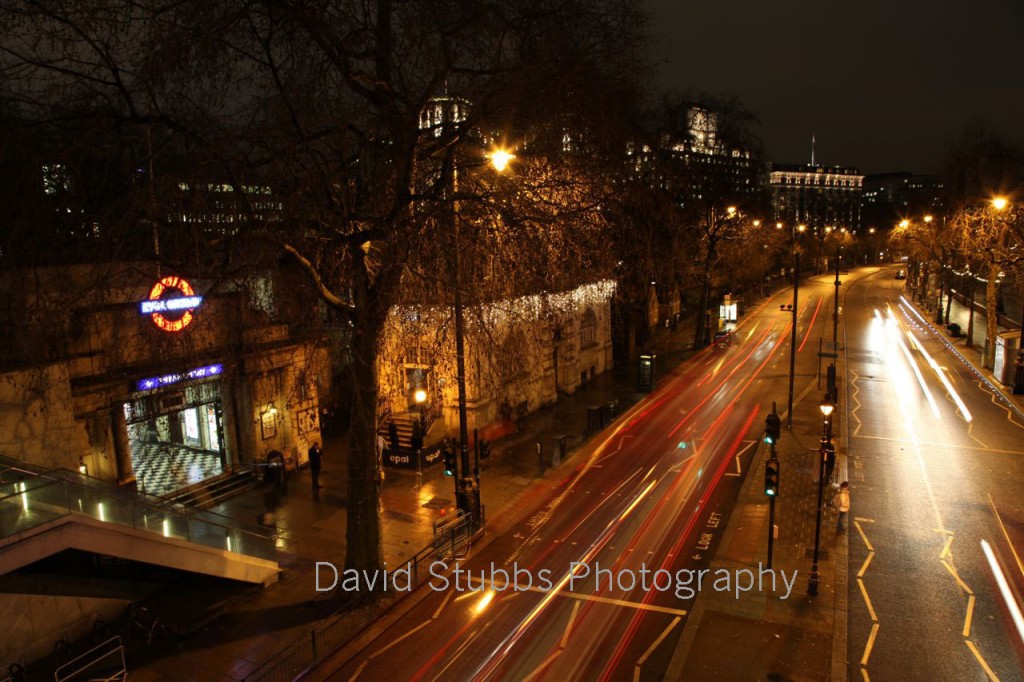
[770,163,864,231]
[861,172,944,229]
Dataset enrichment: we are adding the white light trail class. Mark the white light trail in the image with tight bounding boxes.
[981,539,1024,644]
[905,329,973,422]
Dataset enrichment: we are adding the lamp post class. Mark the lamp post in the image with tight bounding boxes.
[786,224,806,429]
[809,394,834,596]
[448,146,514,524]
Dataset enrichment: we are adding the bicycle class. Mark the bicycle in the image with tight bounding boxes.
[124,604,169,645]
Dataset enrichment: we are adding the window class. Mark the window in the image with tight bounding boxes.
[580,308,597,348]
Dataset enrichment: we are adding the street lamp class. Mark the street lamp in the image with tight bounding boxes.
[414,388,427,430]
[786,224,806,428]
[809,394,835,596]
[449,145,513,524]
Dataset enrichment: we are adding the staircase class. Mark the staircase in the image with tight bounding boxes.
[379,412,421,452]
[162,469,255,509]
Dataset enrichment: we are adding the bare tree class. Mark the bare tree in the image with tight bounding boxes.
[0,0,646,573]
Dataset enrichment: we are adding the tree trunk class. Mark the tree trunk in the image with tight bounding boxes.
[936,274,944,324]
[345,312,385,575]
[693,275,710,349]
[944,278,954,323]
[985,267,999,368]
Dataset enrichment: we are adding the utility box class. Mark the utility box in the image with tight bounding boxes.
[994,331,1021,386]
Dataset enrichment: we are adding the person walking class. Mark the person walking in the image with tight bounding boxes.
[835,481,850,532]
[308,441,323,490]
[388,421,399,453]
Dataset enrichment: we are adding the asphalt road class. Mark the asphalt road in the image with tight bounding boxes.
[312,276,852,681]
[845,269,1024,680]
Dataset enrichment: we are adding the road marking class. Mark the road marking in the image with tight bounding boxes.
[350,659,368,681]
[464,576,688,616]
[854,517,874,523]
[860,622,880,665]
[366,619,432,659]
[857,551,874,578]
[724,440,756,477]
[940,535,954,560]
[433,590,453,619]
[965,640,1000,681]
[940,559,974,595]
[987,492,1024,581]
[854,520,874,552]
[851,433,1024,455]
[634,616,681,681]
[964,594,976,637]
[858,578,877,622]
[560,601,580,649]
[521,650,562,682]
[860,668,871,682]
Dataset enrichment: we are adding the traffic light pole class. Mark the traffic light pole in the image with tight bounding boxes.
[767,442,777,570]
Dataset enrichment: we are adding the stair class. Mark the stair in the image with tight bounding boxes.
[163,469,255,509]
[378,412,421,452]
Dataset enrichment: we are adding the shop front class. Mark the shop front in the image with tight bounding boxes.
[124,366,228,497]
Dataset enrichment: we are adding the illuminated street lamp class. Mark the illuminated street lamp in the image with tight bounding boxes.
[808,395,835,596]
[785,224,807,428]
[414,388,427,430]
[449,145,514,523]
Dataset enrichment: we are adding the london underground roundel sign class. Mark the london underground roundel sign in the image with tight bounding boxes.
[139,276,203,332]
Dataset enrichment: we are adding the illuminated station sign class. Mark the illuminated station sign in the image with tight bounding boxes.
[139,276,203,332]
[136,363,223,392]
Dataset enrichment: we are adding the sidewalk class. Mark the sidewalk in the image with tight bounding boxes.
[121,314,710,680]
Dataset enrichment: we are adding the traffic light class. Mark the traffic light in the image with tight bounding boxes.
[763,413,781,445]
[765,459,779,496]
[443,448,456,477]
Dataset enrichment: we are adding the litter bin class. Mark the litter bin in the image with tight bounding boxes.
[948,323,961,337]
[600,403,611,428]
[586,406,602,434]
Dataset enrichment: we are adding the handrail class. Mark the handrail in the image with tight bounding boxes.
[0,477,278,564]
[0,458,271,540]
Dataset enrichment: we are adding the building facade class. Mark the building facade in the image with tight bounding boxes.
[376,281,615,447]
[770,163,864,231]
[0,264,328,498]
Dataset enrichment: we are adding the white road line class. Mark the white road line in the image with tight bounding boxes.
[633,615,681,681]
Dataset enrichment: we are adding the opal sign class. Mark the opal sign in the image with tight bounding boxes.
[140,276,203,332]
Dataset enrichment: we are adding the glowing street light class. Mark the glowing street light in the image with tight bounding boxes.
[809,394,836,595]
[992,196,1009,211]
[488,147,515,172]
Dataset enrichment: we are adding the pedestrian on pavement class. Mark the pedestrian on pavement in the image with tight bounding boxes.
[308,441,323,490]
[388,420,399,453]
[835,481,850,532]
[411,420,423,456]
[376,433,389,466]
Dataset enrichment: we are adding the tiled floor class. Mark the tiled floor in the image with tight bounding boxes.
[130,441,224,497]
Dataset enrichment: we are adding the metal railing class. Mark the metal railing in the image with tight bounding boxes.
[245,509,482,682]
[53,636,126,682]
[0,461,276,562]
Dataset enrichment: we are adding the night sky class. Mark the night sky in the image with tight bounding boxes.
[645,0,1024,175]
